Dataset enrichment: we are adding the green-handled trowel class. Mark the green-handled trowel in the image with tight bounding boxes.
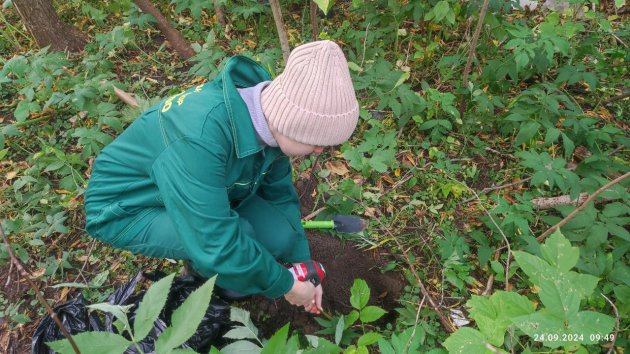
[301,215,367,233]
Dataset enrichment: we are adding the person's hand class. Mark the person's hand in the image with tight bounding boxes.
[304,284,323,315]
[284,279,315,307]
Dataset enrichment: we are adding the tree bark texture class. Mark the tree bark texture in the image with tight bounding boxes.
[310,1,319,40]
[133,0,195,60]
[213,0,227,28]
[12,0,87,52]
[268,0,291,63]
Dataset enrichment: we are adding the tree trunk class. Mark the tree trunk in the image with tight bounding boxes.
[12,0,87,52]
[268,0,291,63]
[214,0,226,28]
[133,0,195,60]
[310,1,319,40]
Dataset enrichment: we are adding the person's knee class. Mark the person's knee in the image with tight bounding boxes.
[270,226,299,261]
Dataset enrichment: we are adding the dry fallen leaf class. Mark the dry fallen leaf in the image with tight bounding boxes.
[325,161,349,176]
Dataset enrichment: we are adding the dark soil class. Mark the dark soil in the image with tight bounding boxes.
[0,264,34,354]
[243,231,405,338]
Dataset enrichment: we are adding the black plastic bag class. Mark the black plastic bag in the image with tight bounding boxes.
[32,272,231,354]
[31,293,104,354]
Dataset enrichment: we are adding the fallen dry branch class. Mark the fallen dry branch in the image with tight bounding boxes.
[532,188,630,209]
[133,0,195,59]
[537,171,630,241]
[1,222,81,354]
[112,86,139,107]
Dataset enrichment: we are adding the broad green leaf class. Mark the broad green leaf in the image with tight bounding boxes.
[347,62,363,72]
[304,335,342,353]
[565,272,599,298]
[514,121,540,146]
[513,251,548,284]
[87,303,133,333]
[47,332,131,354]
[345,310,360,328]
[514,52,529,72]
[394,71,410,89]
[569,311,615,344]
[615,0,625,8]
[538,274,580,319]
[357,332,382,346]
[230,307,259,338]
[335,315,345,345]
[359,306,386,323]
[350,279,370,310]
[260,323,289,354]
[492,291,536,319]
[467,291,534,346]
[155,275,216,352]
[134,273,175,341]
[544,128,561,145]
[540,230,579,272]
[221,340,262,354]
[312,0,334,15]
[513,310,566,348]
[224,326,259,340]
[443,327,507,354]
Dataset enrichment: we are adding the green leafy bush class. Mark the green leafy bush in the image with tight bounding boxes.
[444,230,615,353]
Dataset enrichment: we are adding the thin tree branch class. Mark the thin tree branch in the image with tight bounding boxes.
[460,182,512,291]
[537,171,630,241]
[462,177,532,204]
[309,1,319,40]
[268,0,290,63]
[1,221,81,354]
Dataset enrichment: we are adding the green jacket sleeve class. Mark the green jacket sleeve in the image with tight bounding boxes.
[151,138,294,298]
[257,154,311,263]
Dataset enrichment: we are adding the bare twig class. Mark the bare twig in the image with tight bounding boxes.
[112,86,139,108]
[462,177,532,204]
[360,22,371,68]
[603,90,630,104]
[303,207,326,221]
[465,186,511,291]
[327,185,455,332]
[406,296,426,354]
[5,261,13,287]
[601,294,620,354]
[73,239,97,284]
[537,171,630,241]
[1,221,81,354]
[484,146,518,161]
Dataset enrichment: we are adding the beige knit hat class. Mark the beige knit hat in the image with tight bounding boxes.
[261,40,359,146]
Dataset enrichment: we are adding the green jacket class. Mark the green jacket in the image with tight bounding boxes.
[85,56,310,298]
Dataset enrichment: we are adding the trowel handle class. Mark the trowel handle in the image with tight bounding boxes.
[301,220,335,229]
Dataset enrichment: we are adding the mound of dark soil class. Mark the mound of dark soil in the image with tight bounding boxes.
[243,231,405,337]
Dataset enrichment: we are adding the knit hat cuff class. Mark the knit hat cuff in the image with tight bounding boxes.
[262,80,359,146]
